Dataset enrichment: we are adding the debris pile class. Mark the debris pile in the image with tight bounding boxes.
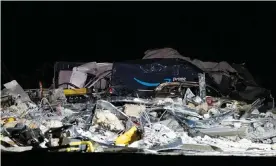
[1,48,276,156]
[1,79,276,156]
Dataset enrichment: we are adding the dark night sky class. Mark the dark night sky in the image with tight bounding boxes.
[2,2,276,95]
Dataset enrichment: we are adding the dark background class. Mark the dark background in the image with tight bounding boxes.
[2,151,275,165]
[2,2,276,95]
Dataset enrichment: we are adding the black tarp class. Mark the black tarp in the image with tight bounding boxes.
[231,63,258,86]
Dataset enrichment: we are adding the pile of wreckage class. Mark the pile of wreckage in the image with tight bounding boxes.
[1,48,276,156]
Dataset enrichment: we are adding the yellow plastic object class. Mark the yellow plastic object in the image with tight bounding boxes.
[3,117,16,124]
[63,88,87,96]
[66,141,95,152]
[115,126,138,146]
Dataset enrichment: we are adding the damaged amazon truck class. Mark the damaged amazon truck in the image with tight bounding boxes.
[110,58,221,98]
[53,48,273,110]
[53,59,221,102]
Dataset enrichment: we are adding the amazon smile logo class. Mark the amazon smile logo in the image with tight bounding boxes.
[133,78,172,87]
[134,77,187,87]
